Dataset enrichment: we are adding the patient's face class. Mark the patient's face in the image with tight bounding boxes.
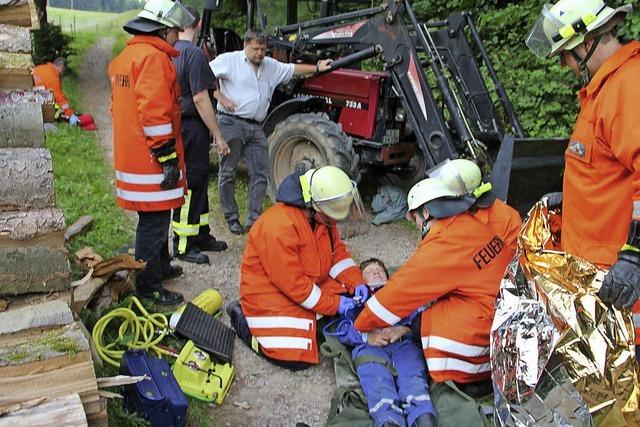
[362,263,388,288]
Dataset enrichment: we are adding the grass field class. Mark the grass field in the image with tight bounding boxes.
[47,7,137,34]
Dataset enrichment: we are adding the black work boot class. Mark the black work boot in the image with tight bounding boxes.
[197,235,228,252]
[412,413,438,427]
[226,300,254,348]
[162,265,183,280]
[176,249,210,265]
[227,220,244,235]
[137,287,184,306]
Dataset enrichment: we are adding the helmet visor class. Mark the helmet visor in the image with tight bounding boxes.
[313,180,364,221]
[427,159,468,196]
[526,4,565,58]
[163,1,196,30]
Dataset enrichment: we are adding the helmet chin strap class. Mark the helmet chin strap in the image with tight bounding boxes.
[570,34,603,86]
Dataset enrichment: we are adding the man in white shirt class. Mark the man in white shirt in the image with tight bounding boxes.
[210,29,332,234]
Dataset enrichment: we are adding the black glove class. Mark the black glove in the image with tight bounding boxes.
[151,139,180,190]
[599,220,640,310]
[542,192,562,210]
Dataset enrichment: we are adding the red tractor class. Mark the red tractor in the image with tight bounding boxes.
[199,0,567,210]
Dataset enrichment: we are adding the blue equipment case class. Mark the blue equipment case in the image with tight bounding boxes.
[120,349,189,427]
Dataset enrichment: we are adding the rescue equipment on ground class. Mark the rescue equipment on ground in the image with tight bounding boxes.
[491,200,639,425]
[92,296,172,367]
[171,340,234,404]
[169,289,223,329]
[120,349,188,427]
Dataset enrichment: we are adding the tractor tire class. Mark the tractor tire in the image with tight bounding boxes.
[384,148,426,193]
[267,113,359,201]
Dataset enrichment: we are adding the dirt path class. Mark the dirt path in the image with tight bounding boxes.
[79,37,421,426]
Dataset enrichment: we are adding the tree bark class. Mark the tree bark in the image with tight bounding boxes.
[0,208,65,241]
[0,148,55,211]
[0,102,44,148]
[0,24,30,52]
[0,245,70,296]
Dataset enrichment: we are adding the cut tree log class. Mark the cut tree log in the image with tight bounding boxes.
[0,148,55,211]
[0,208,65,242]
[0,102,44,147]
[0,88,53,104]
[0,24,30,52]
[71,277,106,315]
[0,0,37,28]
[0,245,70,296]
[0,393,88,427]
[0,299,72,335]
[0,51,33,89]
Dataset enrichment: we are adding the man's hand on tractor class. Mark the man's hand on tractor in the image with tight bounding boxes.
[354,284,370,304]
[316,59,333,73]
[151,139,180,190]
[599,220,640,310]
[542,192,562,210]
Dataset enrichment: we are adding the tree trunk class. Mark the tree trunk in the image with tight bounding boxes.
[0,148,55,211]
[32,0,44,28]
[0,208,65,241]
[0,24,30,52]
[0,102,44,148]
[0,245,70,295]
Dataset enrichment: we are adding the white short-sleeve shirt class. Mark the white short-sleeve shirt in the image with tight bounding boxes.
[210,50,295,122]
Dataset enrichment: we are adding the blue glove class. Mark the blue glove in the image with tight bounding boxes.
[354,284,370,304]
[335,323,366,346]
[69,113,79,126]
[542,192,562,210]
[337,296,356,316]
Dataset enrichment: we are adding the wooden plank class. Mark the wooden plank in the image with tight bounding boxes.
[0,393,88,427]
[0,148,55,211]
[0,299,72,335]
[0,208,65,242]
[0,348,91,377]
[0,102,44,147]
[0,360,100,411]
[0,51,33,89]
[0,1,36,29]
[0,245,70,296]
[0,24,30,52]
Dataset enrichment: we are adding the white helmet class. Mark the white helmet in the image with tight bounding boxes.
[300,166,364,221]
[526,0,632,58]
[407,177,476,219]
[124,0,195,34]
[429,159,493,197]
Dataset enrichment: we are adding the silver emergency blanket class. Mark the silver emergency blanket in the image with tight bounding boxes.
[491,201,639,426]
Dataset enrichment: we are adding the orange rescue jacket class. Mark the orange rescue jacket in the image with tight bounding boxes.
[355,206,521,384]
[240,203,365,364]
[560,41,640,342]
[33,62,73,116]
[108,35,186,212]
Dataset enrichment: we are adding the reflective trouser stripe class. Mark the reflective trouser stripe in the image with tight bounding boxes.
[370,398,403,414]
[200,213,209,226]
[256,336,311,350]
[173,190,194,254]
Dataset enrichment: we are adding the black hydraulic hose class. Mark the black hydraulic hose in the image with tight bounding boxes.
[465,13,524,137]
[404,0,473,143]
[317,46,381,75]
[277,6,383,34]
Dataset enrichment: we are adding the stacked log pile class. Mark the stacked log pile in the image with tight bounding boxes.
[0,301,107,425]
[0,2,107,425]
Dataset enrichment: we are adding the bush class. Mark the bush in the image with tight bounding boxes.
[32,22,75,65]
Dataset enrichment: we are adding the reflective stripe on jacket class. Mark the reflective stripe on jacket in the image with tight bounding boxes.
[108,35,186,211]
[560,41,640,343]
[240,203,365,364]
[355,206,521,383]
[33,62,72,116]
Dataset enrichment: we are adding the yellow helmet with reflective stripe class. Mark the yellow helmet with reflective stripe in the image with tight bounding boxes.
[526,0,632,58]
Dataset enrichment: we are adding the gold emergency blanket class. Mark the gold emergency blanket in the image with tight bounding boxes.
[491,201,639,426]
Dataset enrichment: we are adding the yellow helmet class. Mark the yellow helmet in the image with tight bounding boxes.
[429,159,492,199]
[300,166,363,221]
[526,0,632,58]
[125,0,195,34]
[407,177,457,211]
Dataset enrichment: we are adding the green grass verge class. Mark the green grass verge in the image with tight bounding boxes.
[48,7,137,35]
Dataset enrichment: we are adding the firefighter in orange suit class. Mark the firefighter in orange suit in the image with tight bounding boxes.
[354,176,521,386]
[109,0,195,305]
[33,57,77,123]
[526,0,640,344]
[226,166,369,370]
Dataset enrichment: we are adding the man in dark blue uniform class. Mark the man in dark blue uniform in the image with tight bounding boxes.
[172,6,230,264]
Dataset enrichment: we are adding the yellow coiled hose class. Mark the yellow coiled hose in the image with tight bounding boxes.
[92,296,172,367]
